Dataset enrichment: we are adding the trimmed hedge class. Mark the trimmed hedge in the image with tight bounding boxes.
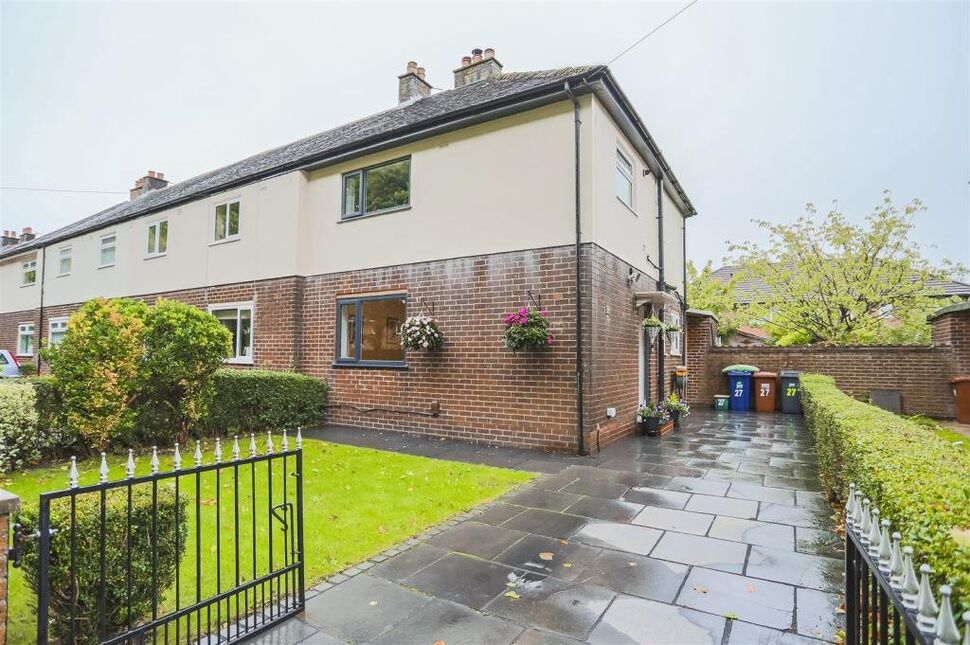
[204,369,327,435]
[801,374,970,614]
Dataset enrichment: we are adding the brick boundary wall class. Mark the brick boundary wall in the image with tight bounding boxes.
[0,489,20,645]
[686,308,970,418]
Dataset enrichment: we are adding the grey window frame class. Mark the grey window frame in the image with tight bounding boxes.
[333,293,408,368]
[340,156,411,220]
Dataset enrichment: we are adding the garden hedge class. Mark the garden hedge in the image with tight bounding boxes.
[18,486,187,643]
[204,369,327,435]
[801,373,970,614]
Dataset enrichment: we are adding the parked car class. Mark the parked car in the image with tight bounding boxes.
[0,350,21,378]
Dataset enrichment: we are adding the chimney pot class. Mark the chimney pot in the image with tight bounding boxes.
[416,66,425,80]
[147,170,156,178]
[461,55,472,67]
[406,61,418,74]
[472,48,483,63]
[22,227,32,235]
[484,48,495,59]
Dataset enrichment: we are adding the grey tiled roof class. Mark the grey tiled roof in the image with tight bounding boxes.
[712,264,970,302]
[2,66,615,260]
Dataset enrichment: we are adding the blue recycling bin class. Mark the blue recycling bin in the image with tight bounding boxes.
[727,370,753,412]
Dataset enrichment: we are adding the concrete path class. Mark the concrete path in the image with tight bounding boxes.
[253,411,843,644]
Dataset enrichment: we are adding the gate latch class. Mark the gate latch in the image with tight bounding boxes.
[8,523,56,568]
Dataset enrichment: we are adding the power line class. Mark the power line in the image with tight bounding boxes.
[0,186,127,195]
[605,0,700,67]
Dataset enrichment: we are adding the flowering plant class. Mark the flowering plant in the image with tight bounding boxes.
[641,316,665,330]
[503,307,553,352]
[665,392,690,416]
[399,316,444,351]
[637,401,671,421]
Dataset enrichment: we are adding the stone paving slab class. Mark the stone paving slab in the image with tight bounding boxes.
[255,411,843,643]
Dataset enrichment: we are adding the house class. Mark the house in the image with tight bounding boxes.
[0,49,695,453]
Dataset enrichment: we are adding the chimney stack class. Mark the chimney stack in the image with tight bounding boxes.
[130,170,169,200]
[19,227,34,243]
[1,230,19,248]
[398,61,432,104]
[453,47,503,88]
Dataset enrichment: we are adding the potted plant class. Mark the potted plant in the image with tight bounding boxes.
[636,402,669,436]
[400,315,444,351]
[665,393,690,427]
[663,321,681,342]
[503,307,553,352]
[642,315,664,346]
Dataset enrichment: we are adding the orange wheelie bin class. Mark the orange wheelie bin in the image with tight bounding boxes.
[951,376,970,424]
[754,372,778,413]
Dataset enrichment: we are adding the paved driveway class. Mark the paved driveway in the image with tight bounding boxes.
[255,411,843,644]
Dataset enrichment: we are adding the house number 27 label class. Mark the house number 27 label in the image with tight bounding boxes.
[760,383,771,397]
[734,380,744,397]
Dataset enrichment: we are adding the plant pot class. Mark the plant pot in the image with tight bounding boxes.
[671,410,682,426]
[639,417,660,436]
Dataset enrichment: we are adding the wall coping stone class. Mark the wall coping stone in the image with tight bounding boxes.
[0,488,20,515]
[709,345,949,354]
[928,301,970,321]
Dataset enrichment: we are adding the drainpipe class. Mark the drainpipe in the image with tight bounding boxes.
[682,215,688,375]
[564,81,586,456]
[656,175,666,400]
[36,245,47,373]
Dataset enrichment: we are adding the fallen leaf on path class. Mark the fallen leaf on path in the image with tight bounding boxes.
[563,563,573,568]
[745,584,756,593]
[693,586,708,594]
[504,591,520,600]
[538,552,554,561]
[368,601,377,606]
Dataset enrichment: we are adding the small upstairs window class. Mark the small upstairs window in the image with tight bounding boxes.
[100,234,117,267]
[58,246,72,276]
[616,149,634,208]
[22,260,36,286]
[146,220,168,257]
[214,201,240,242]
[342,157,411,219]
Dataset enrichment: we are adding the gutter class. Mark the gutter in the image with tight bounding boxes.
[36,246,47,373]
[564,81,587,457]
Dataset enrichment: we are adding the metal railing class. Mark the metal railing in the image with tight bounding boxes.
[844,483,968,645]
[14,430,305,644]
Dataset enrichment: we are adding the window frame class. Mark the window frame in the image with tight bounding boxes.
[145,219,169,258]
[21,260,37,286]
[333,293,408,368]
[49,317,69,346]
[57,245,73,277]
[340,156,412,221]
[17,322,34,357]
[208,302,254,364]
[615,147,635,210]
[99,232,117,268]
[666,310,682,356]
[212,199,242,245]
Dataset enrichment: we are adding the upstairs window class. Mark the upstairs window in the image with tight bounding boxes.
[210,303,253,363]
[22,260,36,286]
[335,294,406,365]
[17,323,34,356]
[214,201,240,242]
[616,149,634,208]
[49,318,68,346]
[342,157,411,219]
[99,234,117,267]
[146,220,168,257]
[58,246,72,276]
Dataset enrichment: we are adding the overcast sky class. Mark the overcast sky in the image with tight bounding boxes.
[2,0,968,270]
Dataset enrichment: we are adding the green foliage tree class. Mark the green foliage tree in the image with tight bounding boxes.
[728,193,963,345]
[137,300,233,443]
[42,299,148,450]
[686,260,751,340]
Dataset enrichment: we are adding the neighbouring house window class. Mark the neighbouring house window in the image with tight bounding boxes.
[341,157,411,219]
[49,318,68,346]
[214,200,240,242]
[616,149,634,208]
[100,234,117,267]
[22,260,36,286]
[58,246,72,276]
[146,220,168,256]
[335,294,406,365]
[666,310,682,356]
[210,303,253,363]
[17,323,34,356]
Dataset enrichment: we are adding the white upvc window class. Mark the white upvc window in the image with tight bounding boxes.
[57,246,73,276]
[209,302,253,363]
[666,310,682,356]
[21,260,37,286]
[17,323,34,356]
[213,200,241,243]
[616,148,634,208]
[49,317,69,346]
[146,220,168,257]
[99,233,117,267]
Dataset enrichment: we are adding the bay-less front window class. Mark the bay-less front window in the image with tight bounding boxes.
[214,201,240,242]
[336,295,406,365]
[22,260,36,286]
[210,304,253,363]
[17,323,34,356]
[100,234,117,267]
[616,149,634,208]
[341,158,411,219]
[49,318,68,346]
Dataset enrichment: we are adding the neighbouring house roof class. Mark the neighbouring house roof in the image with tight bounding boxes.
[712,265,970,303]
[1,65,696,261]
[733,325,771,340]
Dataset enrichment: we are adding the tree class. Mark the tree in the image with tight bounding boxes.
[728,193,963,345]
[686,260,751,340]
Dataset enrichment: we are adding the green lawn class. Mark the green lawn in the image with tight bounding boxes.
[3,438,533,643]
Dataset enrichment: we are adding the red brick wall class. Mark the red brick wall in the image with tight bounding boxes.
[684,308,966,417]
[932,306,970,375]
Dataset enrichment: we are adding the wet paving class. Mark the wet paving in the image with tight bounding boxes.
[253,411,844,644]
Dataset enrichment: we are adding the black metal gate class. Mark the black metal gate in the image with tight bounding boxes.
[14,432,305,644]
